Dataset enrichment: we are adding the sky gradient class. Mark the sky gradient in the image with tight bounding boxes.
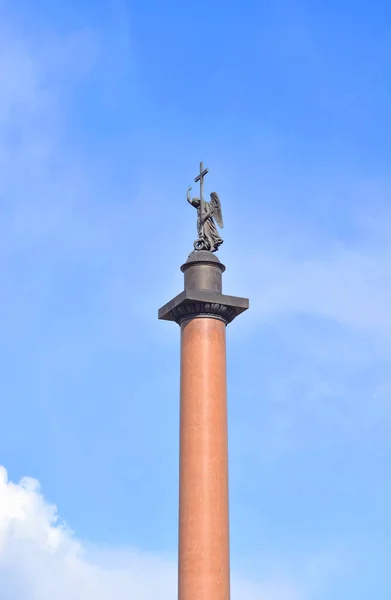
[0,0,391,598]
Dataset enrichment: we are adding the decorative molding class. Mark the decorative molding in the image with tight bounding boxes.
[169,301,237,325]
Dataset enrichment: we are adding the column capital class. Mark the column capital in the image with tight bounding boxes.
[158,289,248,325]
[158,251,249,326]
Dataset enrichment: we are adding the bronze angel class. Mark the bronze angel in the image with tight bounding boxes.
[187,186,224,252]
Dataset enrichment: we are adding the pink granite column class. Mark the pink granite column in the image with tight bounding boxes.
[178,317,230,600]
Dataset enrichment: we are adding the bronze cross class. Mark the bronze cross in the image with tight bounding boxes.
[194,161,209,205]
[194,162,209,233]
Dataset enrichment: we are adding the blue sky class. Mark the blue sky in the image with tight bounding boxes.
[0,0,391,598]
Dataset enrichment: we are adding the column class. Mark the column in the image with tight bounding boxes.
[158,250,248,600]
[178,317,230,600]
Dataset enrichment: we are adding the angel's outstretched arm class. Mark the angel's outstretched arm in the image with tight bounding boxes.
[187,186,199,207]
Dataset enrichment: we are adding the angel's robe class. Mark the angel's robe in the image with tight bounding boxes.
[190,197,223,252]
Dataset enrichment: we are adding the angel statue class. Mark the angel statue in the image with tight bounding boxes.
[187,186,224,253]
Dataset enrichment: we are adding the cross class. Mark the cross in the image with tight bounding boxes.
[194,161,209,205]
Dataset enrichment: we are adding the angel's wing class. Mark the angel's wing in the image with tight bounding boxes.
[210,192,224,228]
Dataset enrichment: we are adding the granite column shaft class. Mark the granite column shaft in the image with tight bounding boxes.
[178,316,229,600]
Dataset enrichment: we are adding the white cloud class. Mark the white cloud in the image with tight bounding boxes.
[0,466,311,600]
